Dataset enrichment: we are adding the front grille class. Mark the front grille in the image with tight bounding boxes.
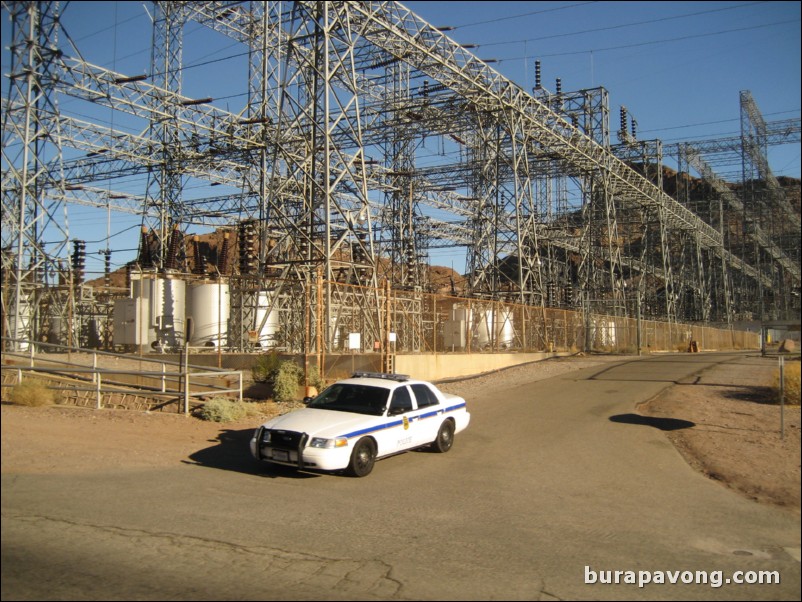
[265,429,307,451]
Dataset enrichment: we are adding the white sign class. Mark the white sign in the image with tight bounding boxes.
[348,332,361,350]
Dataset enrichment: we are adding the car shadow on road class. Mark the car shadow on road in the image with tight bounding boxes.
[183,428,320,479]
[609,413,695,431]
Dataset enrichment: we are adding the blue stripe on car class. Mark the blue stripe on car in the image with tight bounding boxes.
[339,403,466,439]
[342,420,404,439]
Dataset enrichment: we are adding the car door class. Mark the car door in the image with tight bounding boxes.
[383,385,421,453]
[409,383,445,445]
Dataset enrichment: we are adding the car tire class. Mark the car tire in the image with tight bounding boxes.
[433,419,455,453]
[347,437,376,477]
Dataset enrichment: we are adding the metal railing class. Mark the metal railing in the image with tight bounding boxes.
[1,338,243,414]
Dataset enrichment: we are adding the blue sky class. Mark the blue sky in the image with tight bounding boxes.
[404,1,801,177]
[2,1,800,276]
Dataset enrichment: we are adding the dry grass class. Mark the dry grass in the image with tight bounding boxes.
[197,397,278,423]
[8,379,56,407]
[773,360,801,406]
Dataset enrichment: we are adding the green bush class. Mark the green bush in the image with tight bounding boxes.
[251,352,281,383]
[306,364,325,391]
[198,397,248,422]
[273,361,303,402]
[8,379,55,407]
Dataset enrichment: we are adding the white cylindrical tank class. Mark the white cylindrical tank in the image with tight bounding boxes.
[451,305,469,323]
[131,274,186,348]
[9,295,32,350]
[471,306,515,349]
[187,282,230,347]
[153,276,186,348]
[474,309,492,349]
[495,307,515,348]
[255,291,280,348]
[470,309,494,350]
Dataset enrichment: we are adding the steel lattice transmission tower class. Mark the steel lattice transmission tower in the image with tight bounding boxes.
[1,1,72,350]
[2,1,800,355]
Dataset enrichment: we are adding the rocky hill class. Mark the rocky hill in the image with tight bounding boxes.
[89,169,799,293]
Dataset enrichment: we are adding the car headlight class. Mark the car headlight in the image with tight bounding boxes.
[310,437,348,449]
[257,428,271,444]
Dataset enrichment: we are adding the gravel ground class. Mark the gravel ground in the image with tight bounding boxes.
[3,352,799,512]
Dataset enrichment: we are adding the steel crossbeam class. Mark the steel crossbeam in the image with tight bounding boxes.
[3,0,800,350]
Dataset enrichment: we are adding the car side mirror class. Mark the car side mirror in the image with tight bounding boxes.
[303,396,314,405]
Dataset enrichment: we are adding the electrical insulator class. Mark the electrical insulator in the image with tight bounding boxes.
[238,221,257,275]
[71,240,86,284]
[218,233,230,276]
[104,250,111,288]
[192,235,207,275]
[555,78,562,94]
[238,224,246,273]
[137,226,152,267]
[165,224,183,271]
[534,60,542,89]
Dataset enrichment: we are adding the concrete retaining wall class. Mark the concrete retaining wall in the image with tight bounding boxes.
[176,351,561,382]
[395,352,561,382]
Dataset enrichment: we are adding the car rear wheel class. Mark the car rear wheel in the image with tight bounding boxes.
[347,437,376,477]
[433,420,455,453]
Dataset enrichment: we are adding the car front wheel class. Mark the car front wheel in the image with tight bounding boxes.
[433,420,455,453]
[347,437,376,477]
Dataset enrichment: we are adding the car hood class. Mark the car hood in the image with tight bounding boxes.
[261,407,382,439]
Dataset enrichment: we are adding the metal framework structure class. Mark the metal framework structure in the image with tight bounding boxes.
[2,1,800,354]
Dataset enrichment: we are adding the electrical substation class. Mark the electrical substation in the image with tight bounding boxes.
[2,2,800,381]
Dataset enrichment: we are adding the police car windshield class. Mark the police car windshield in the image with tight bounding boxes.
[307,383,389,416]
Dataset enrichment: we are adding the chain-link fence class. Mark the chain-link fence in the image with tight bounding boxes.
[317,281,759,355]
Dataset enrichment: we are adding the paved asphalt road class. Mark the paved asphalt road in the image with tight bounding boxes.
[2,352,800,600]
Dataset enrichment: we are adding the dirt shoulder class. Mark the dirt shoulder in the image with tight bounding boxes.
[638,353,800,512]
[2,353,799,513]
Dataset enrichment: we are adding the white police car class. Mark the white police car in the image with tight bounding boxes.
[250,372,470,477]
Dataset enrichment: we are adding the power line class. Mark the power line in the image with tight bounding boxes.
[639,110,800,134]
[451,1,599,29]
[532,19,793,58]
[479,2,765,48]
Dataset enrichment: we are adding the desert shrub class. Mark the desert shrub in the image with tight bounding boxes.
[198,397,248,422]
[273,361,303,402]
[306,364,325,391]
[251,352,282,384]
[8,379,55,407]
[773,361,801,406]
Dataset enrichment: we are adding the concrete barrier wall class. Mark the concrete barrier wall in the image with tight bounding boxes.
[395,352,559,382]
[175,351,559,382]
